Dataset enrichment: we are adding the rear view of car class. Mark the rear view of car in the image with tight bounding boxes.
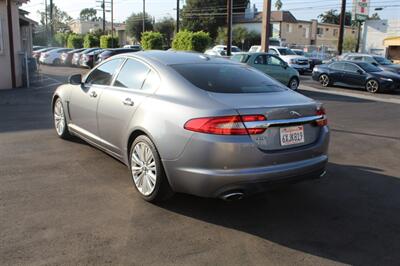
[72,48,100,67]
[80,49,103,68]
[61,48,85,66]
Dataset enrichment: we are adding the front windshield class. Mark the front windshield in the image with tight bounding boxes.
[278,48,296,55]
[294,50,304,56]
[373,56,392,65]
[357,62,383,72]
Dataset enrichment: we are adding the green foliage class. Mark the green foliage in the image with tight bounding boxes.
[67,34,84,48]
[38,4,72,32]
[53,32,69,47]
[181,0,249,39]
[80,8,99,21]
[84,34,100,48]
[141,31,163,50]
[216,26,261,51]
[343,36,357,52]
[275,0,282,11]
[318,9,352,26]
[172,30,211,52]
[154,17,175,48]
[126,12,154,41]
[100,35,119,48]
[33,31,48,46]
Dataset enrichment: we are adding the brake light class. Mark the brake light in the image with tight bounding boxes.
[184,115,266,135]
[316,106,328,126]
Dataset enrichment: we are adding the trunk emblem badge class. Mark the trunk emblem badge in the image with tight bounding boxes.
[290,111,302,117]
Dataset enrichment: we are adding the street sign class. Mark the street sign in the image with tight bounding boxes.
[352,0,370,21]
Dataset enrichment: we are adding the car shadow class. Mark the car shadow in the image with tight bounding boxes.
[300,90,374,103]
[157,163,400,265]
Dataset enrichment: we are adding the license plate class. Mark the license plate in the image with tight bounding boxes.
[280,125,305,146]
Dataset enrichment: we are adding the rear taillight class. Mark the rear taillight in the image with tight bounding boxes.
[316,106,328,126]
[184,115,266,135]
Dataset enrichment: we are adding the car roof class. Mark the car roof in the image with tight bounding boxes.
[270,46,288,49]
[121,50,235,66]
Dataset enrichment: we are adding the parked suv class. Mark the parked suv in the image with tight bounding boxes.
[343,53,400,74]
[268,46,310,74]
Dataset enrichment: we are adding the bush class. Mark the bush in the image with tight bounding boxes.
[84,34,100,48]
[141,31,163,50]
[172,30,211,52]
[100,35,119,48]
[53,32,69,47]
[67,34,84,49]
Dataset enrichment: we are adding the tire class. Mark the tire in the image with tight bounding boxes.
[288,77,299,90]
[365,79,380,93]
[319,74,330,87]
[53,98,72,139]
[129,135,173,202]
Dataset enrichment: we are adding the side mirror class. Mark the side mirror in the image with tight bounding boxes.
[357,69,364,74]
[281,62,288,69]
[69,74,82,85]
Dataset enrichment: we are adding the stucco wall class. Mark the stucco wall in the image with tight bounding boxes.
[0,1,23,89]
[362,19,400,56]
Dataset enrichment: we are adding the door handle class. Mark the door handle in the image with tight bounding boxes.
[89,91,97,98]
[122,98,134,106]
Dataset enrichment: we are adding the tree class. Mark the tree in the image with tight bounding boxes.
[80,8,99,22]
[275,0,282,11]
[38,4,72,32]
[368,13,381,20]
[318,9,352,26]
[181,0,249,40]
[343,36,357,52]
[154,17,175,47]
[141,31,163,50]
[216,26,260,50]
[126,12,154,42]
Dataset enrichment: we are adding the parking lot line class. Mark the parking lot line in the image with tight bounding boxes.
[299,85,400,105]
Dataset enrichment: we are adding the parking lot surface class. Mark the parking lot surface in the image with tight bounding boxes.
[1,66,400,265]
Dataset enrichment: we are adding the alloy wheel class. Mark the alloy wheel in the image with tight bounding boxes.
[319,74,329,87]
[131,142,157,196]
[366,79,379,93]
[54,100,65,136]
[289,78,299,90]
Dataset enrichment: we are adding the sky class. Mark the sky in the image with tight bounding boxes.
[21,0,400,25]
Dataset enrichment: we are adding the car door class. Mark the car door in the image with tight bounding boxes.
[69,58,124,140]
[97,58,160,155]
[266,54,290,84]
[328,62,345,83]
[342,62,366,87]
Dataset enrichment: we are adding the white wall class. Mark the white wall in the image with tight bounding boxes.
[362,19,400,55]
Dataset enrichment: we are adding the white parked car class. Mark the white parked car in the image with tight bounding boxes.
[210,45,242,56]
[123,44,142,51]
[39,48,72,65]
[268,46,310,74]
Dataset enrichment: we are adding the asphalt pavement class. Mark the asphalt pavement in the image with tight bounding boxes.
[1,65,400,265]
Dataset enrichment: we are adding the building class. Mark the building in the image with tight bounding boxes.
[361,19,400,59]
[0,0,36,89]
[69,19,112,35]
[233,5,358,52]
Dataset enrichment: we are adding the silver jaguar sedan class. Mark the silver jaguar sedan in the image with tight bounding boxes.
[52,51,329,202]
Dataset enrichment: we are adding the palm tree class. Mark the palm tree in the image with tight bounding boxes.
[275,0,282,11]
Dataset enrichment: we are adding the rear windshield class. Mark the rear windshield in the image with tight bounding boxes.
[171,64,285,94]
[357,62,383,72]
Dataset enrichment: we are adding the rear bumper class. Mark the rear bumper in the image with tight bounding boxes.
[163,126,329,198]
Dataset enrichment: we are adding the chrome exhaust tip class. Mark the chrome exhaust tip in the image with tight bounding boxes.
[221,192,244,201]
[320,170,327,178]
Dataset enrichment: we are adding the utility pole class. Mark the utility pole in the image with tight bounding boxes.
[355,21,362,52]
[176,0,180,33]
[102,0,106,34]
[142,0,146,33]
[261,0,272,52]
[45,0,48,44]
[227,0,233,56]
[111,0,114,47]
[6,0,16,88]
[49,0,53,41]
[338,0,346,55]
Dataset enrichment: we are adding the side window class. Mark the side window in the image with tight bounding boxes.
[363,56,374,63]
[330,62,344,71]
[142,70,160,91]
[254,55,266,65]
[267,55,282,66]
[268,49,278,55]
[85,58,124,86]
[113,59,150,89]
[343,63,359,73]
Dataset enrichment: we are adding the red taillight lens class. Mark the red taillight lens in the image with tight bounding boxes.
[184,115,266,135]
[316,106,328,126]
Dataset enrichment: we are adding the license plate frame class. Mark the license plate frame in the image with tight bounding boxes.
[280,125,305,146]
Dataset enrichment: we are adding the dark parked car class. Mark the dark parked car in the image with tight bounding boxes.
[312,61,400,93]
[71,48,101,66]
[80,49,104,68]
[95,48,141,65]
[61,48,85,65]
[344,53,400,74]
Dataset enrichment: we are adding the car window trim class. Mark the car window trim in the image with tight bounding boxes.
[343,62,364,73]
[83,57,125,86]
